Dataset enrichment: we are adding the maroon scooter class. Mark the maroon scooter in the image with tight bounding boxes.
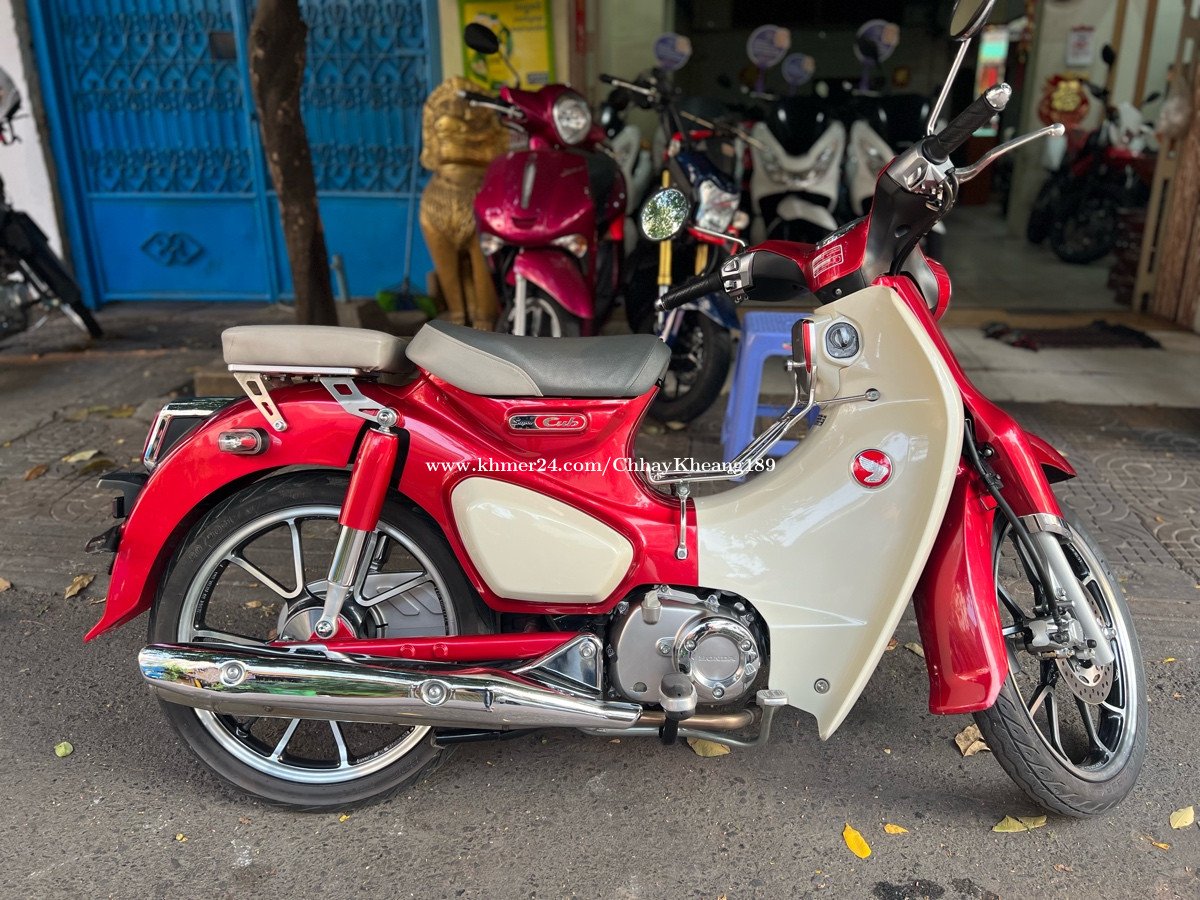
[462,24,626,336]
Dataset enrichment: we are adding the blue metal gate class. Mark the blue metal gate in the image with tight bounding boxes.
[28,0,439,306]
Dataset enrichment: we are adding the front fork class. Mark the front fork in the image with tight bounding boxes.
[964,422,1114,667]
[313,420,401,639]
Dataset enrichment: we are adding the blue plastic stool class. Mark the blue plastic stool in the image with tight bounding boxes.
[721,311,813,463]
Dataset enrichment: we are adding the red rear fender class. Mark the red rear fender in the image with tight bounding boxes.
[85,384,370,641]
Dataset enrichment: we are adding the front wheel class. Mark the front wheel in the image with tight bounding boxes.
[497,288,581,337]
[973,507,1146,817]
[648,311,732,424]
[149,472,489,809]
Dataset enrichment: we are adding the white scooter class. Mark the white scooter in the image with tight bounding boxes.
[749,95,845,243]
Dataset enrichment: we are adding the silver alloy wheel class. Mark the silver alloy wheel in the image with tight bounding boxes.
[175,504,457,785]
[995,520,1139,781]
[504,294,567,337]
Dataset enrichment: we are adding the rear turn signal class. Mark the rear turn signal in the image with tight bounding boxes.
[218,429,267,455]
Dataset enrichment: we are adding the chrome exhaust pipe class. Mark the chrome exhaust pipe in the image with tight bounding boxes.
[138,643,642,731]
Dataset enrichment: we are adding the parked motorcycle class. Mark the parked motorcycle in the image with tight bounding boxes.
[88,0,1144,816]
[748,95,845,243]
[1027,44,1158,264]
[605,71,744,423]
[462,25,625,336]
[0,68,100,342]
[598,84,654,256]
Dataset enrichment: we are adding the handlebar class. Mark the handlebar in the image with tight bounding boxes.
[923,84,1011,163]
[656,270,726,312]
[599,73,659,99]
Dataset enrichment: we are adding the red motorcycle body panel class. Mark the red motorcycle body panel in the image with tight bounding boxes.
[88,377,697,641]
[913,464,1008,714]
[513,247,595,323]
[476,149,595,246]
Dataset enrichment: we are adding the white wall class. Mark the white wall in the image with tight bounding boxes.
[0,0,62,254]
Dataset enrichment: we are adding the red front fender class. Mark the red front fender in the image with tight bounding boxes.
[85,384,366,642]
[513,248,594,323]
[913,464,1008,715]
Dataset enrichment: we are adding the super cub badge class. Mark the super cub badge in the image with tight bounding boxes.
[851,449,892,487]
[508,413,588,434]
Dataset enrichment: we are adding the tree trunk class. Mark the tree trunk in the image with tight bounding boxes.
[248,0,337,326]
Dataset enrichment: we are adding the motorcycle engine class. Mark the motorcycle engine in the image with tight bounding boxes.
[608,588,766,706]
[0,279,30,338]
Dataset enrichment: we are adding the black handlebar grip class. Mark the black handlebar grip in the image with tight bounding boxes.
[599,73,617,85]
[925,84,1012,163]
[461,90,499,105]
[657,271,726,312]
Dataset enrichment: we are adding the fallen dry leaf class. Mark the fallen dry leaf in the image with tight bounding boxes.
[0,577,10,592]
[23,464,48,480]
[886,638,898,651]
[175,833,188,843]
[238,816,252,825]
[992,815,1046,833]
[1141,835,1171,851]
[687,737,731,758]
[54,741,73,758]
[1162,657,1177,663]
[338,813,351,823]
[79,458,116,476]
[244,600,263,609]
[883,823,908,834]
[955,723,990,757]
[882,747,892,755]
[904,641,925,658]
[1053,864,1073,873]
[842,823,871,859]
[64,574,95,599]
[1170,806,1195,830]
[106,405,136,419]
[62,449,100,463]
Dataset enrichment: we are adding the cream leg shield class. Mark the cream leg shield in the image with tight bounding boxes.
[695,286,963,738]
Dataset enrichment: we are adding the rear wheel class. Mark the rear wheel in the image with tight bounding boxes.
[149,472,488,809]
[973,508,1146,816]
[1026,175,1063,245]
[1050,190,1120,263]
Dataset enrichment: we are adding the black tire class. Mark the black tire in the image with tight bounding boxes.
[497,289,582,337]
[1026,176,1062,245]
[648,311,732,424]
[148,471,489,810]
[973,507,1147,817]
[8,212,102,337]
[1050,190,1120,264]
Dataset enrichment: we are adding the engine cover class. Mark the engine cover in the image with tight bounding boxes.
[608,589,765,705]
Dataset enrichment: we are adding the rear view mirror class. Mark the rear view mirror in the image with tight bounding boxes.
[1102,44,1117,67]
[640,188,689,242]
[949,0,996,41]
[464,23,500,56]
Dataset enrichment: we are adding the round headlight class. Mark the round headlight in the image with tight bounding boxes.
[552,91,592,146]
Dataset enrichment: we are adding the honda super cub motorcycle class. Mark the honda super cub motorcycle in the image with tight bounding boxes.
[462,25,625,337]
[0,67,101,342]
[87,0,1144,816]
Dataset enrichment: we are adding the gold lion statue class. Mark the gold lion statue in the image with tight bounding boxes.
[419,76,508,330]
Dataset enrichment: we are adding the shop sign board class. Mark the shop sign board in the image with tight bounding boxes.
[461,0,556,88]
